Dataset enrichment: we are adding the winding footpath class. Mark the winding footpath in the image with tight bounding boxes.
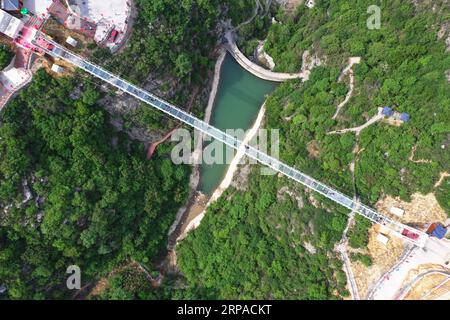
[328,108,385,136]
[332,57,361,119]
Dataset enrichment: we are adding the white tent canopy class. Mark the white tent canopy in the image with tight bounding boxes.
[0,9,24,38]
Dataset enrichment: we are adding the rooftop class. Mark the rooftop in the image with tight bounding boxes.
[1,0,20,11]
[0,9,24,38]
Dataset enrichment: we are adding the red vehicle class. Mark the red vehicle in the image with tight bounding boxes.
[109,30,119,43]
[401,229,419,240]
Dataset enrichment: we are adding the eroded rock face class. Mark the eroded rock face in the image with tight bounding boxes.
[301,50,323,73]
[256,41,276,70]
[446,69,450,82]
[303,241,317,254]
[231,163,252,191]
[277,186,304,209]
[437,20,450,52]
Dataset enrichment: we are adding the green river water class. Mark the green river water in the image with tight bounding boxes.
[198,54,277,195]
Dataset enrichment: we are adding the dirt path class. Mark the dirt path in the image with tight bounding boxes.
[332,57,361,119]
[335,142,361,300]
[434,171,449,188]
[328,108,385,136]
[409,144,433,164]
[146,86,200,159]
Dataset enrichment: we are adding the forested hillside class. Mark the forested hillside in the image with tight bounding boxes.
[263,0,450,206]
[0,71,189,299]
[0,45,13,69]
[103,0,256,85]
[1,0,449,300]
[177,170,350,299]
[0,0,263,300]
[174,0,450,299]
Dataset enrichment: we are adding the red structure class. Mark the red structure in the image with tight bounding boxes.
[108,29,118,43]
[402,229,420,241]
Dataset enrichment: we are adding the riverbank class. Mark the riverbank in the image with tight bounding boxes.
[177,101,267,242]
[164,48,276,274]
[166,48,227,249]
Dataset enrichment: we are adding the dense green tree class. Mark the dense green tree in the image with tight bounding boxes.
[0,45,13,69]
[0,70,190,299]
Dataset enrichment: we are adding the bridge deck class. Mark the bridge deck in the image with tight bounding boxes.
[31,34,428,248]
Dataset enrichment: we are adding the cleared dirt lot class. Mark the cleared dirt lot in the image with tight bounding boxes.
[376,193,448,226]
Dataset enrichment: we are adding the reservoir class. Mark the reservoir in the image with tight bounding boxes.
[198,54,277,195]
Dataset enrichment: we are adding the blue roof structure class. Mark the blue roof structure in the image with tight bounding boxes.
[382,106,394,116]
[432,224,447,239]
[400,112,410,122]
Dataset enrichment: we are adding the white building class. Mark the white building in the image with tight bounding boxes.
[390,207,405,218]
[51,64,64,73]
[0,67,29,90]
[0,9,24,39]
[376,233,389,245]
[65,36,78,47]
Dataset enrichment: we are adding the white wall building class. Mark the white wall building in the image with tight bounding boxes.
[376,233,389,245]
[51,64,64,73]
[0,9,24,39]
[65,36,78,47]
[306,0,315,9]
[390,207,405,218]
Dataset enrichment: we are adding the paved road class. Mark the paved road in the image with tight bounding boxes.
[395,270,450,300]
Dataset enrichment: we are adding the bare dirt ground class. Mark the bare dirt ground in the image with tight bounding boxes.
[350,193,449,299]
[376,193,448,225]
[399,263,450,300]
[307,140,321,158]
[404,273,450,300]
[404,263,448,283]
[349,224,406,298]
[382,117,403,127]
[278,0,304,15]
[89,278,108,297]
[42,18,96,57]
[35,54,77,78]
[405,274,448,299]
